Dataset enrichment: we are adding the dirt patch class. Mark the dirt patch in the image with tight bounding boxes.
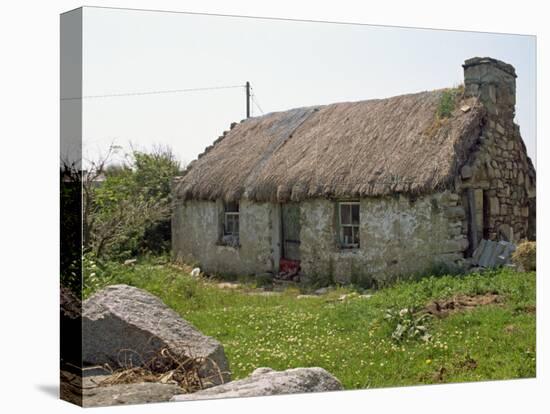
[425,293,503,317]
[519,305,536,314]
[457,355,478,371]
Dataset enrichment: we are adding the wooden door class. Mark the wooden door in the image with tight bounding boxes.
[282,204,301,261]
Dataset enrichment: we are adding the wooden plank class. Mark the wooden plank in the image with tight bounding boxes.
[467,188,478,253]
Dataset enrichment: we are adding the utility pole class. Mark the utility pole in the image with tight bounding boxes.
[245,81,251,118]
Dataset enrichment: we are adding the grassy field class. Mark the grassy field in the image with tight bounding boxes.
[84,259,536,389]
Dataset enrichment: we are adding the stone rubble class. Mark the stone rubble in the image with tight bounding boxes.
[171,367,343,401]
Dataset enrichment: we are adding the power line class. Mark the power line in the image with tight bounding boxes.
[251,95,264,115]
[60,84,245,101]
[250,87,265,115]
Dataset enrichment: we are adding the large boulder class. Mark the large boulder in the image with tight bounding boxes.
[171,367,343,401]
[82,284,230,385]
[82,380,184,407]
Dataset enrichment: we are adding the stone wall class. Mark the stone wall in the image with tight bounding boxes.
[172,199,275,276]
[299,192,467,286]
[458,57,536,244]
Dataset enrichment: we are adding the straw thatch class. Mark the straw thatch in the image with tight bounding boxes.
[175,89,485,202]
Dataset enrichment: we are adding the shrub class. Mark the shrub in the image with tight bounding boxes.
[512,241,536,271]
[84,146,181,260]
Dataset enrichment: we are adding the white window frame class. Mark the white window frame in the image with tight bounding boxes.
[223,202,240,243]
[339,201,360,249]
[224,212,239,237]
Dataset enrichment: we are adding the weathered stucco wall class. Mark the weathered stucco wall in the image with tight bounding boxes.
[173,192,467,285]
[299,192,467,286]
[172,199,274,276]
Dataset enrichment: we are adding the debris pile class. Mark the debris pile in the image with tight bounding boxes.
[471,239,516,268]
[276,258,300,282]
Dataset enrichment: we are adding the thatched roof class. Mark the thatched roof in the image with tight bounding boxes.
[175,89,486,202]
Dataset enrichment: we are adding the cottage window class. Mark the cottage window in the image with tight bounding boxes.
[222,201,239,246]
[339,201,360,248]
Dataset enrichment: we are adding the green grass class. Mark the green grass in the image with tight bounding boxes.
[85,260,536,389]
[437,86,462,119]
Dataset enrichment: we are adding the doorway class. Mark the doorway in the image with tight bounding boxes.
[281,203,301,261]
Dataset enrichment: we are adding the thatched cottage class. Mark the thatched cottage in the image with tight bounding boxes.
[172,57,536,285]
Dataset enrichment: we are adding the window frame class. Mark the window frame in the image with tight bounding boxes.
[338,201,360,249]
[221,201,240,246]
[224,212,239,237]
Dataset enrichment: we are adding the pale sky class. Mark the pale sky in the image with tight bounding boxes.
[81,7,536,167]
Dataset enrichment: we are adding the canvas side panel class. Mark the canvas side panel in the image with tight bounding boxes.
[60,7,83,407]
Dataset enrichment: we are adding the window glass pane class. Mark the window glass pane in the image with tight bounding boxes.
[340,204,351,225]
[225,215,232,234]
[353,226,360,245]
[234,216,239,234]
[225,202,239,213]
[351,204,360,225]
[342,226,353,245]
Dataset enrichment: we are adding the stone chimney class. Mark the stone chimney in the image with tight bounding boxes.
[463,57,517,117]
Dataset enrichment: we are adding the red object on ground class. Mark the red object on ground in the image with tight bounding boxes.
[279,258,300,275]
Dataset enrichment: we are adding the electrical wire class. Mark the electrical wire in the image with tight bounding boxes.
[250,87,265,115]
[60,84,245,101]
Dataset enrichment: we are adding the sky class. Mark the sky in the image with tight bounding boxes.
[81,7,536,168]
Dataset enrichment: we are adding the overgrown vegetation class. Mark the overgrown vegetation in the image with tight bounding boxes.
[84,261,536,389]
[83,146,181,260]
[424,85,465,139]
[437,85,464,119]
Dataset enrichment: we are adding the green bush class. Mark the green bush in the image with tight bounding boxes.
[85,146,181,260]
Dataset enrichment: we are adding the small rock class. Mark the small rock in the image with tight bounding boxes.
[171,367,343,401]
[460,104,471,113]
[467,266,484,274]
[190,267,201,277]
[338,292,359,301]
[296,295,316,299]
[314,287,331,295]
[123,259,137,266]
[217,282,240,289]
